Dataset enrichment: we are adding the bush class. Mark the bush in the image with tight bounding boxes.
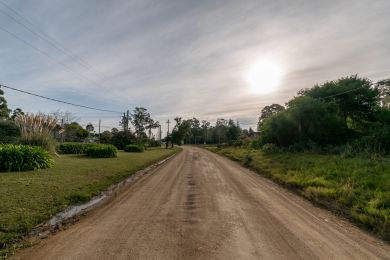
[0,120,20,144]
[0,144,54,172]
[148,139,161,147]
[111,131,136,149]
[261,143,280,154]
[58,142,94,154]
[85,144,117,158]
[124,144,144,153]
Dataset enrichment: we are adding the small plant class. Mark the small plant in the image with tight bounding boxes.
[0,144,54,172]
[15,113,58,153]
[124,144,145,153]
[85,144,117,158]
[243,152,253,166]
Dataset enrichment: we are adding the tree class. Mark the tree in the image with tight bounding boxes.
[64,122,88,142]
[10,108,24,120]
[86,123,94,133]
[0,88,10,119]
[258,104,285,131]
[226,120,241,143]
[146,118,159,139]
[111,131,136,149]
[131,107,151,141]
[299,75,380,123]
[100,130,112,144]
[0,120,20,143]
[377,79,390,108]
[201,120,211,144]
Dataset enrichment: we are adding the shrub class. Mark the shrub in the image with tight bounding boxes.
[261,143,280,154]
[58,142,94,154]
[148,139,161,147]
[0,120,20,144]
[0,144,54,172]
[124,144,144,153]
[85,144,117,158]
[111,131,136,149]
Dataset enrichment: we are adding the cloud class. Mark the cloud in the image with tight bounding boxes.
[1,0,390,132]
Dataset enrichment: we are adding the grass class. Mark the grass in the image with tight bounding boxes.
[0,148,180,258]
[209,147,390,241]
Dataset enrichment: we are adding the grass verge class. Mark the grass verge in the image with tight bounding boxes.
[0,148,180,258]
[209,147,390,241]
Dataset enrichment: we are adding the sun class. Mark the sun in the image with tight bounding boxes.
[246,60,283,94]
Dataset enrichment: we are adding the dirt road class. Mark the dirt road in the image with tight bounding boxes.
[16,146,390,259]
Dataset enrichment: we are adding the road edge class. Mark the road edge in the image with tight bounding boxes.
[27,149,182,243]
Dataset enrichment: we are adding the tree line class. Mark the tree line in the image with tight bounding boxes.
[256,75,390,153]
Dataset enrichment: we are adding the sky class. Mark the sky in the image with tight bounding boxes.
[1,0,390,135]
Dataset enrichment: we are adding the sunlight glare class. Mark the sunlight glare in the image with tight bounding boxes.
[246,60,283,95]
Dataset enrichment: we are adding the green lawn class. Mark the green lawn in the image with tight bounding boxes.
[210,147,390,241]
[0,148,180,256]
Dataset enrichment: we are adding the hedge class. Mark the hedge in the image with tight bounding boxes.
[85,144,117,158]
[124,144,145,153]
[0,144,54,172]
[58,142,95,154]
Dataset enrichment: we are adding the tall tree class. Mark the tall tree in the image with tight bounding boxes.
[201,120,210,144]
[299,75,380,123]
[131,107,151,140]
[0,89,10,119]
[258,104,285,131]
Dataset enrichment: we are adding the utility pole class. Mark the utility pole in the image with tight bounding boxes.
[126,110,130,132]
[166,119,170,149]
[159,124,162,145]
[98,119,101,142]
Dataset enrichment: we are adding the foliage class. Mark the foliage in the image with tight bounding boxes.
[0,148,180,257]
[124,144,145,153]
[86,123,94,133]
[299,75,380,124]
[0,144,53,172]
[99,130,112,144]
[58,142,95,154]
[15,113,58,153]
[148,139,161,147]
[0,120,20,144]
[0,88,10,119]
[257,75,389,152]
[257,104,285,131]
[212,147,390,241]
[10,108,24,120]
[261,143,280,154]
[110,130,136,149]
[63,122,89,142]
[131,107,151,141]
[85,144,117,158]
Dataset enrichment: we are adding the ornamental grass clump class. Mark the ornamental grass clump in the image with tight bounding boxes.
[0,144,54,172]
[15,113,58,153]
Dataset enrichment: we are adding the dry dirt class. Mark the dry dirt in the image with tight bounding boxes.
[15,146,390,259]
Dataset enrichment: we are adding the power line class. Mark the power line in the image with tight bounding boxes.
[0,83,122,114]
[0,1,103,78]
[0,26,102,87]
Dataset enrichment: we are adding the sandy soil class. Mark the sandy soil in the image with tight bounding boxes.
[15,146,390,259]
